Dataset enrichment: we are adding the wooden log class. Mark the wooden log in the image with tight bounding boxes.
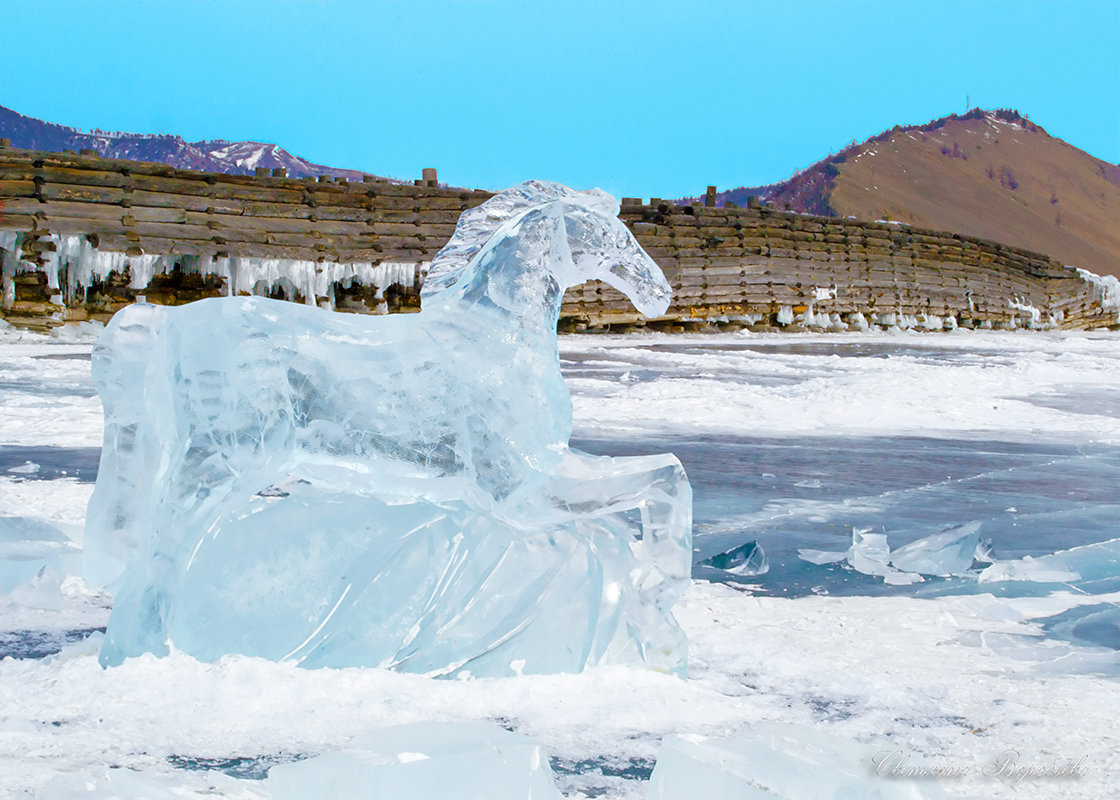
[696,225,741,238]
[0,179,37,198]
[6,199,459,247]
[14,167,463,211]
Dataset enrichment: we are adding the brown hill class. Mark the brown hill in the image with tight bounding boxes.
[695,110,1120,278]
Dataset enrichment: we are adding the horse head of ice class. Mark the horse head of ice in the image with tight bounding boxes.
[423,180,672,318]
[87,180,692,678]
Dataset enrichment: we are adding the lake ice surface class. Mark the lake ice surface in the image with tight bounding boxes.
[1,328,1118,798]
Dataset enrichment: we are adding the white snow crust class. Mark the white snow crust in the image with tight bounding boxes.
[2,329,1119,798]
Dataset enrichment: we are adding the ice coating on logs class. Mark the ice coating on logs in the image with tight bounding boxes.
[85,180,691,675]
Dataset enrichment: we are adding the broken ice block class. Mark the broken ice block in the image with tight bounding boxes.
[797,528,924,585]
[699,540,769,576]
[881,571,923,587]
[11,565,62,610]
[847,529,892,577]
[0,516,81,593]
[979,538,1120,592]
[646,723,946,799]
[978,559,1080,584]
[87,181,692,676]
[889,522,980,576]
[796,548,847,566]
[974,537,996,564]
[268,722,563,800]
[39,766,250,799]
[1042,603,1120,651]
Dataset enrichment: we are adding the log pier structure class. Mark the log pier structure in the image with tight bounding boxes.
[0,144,1115,332]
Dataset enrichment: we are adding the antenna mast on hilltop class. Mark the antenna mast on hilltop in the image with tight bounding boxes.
[966,95,970,111]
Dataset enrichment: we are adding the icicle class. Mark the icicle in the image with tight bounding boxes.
[1,236,22,310]
[0,231,20,254]
[1076,268,1120,323]
[0,232,425,314]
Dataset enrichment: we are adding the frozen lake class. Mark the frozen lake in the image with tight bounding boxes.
[577,432,1120,596]
[1,328,1119,798]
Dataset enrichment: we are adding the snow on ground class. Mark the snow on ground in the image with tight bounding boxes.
[0,478,92,530]
[2,585,1117,799]
[0,341,102,448]
[2,328,1120,798]
[564,330,1120,444]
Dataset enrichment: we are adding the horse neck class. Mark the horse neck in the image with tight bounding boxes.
[446,220,568,339]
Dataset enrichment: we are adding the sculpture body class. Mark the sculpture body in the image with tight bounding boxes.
[86,181,692,676]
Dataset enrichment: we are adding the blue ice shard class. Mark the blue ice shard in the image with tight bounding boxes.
[695,539,769,584]
[85,181,692,676]
[890,522,979,576]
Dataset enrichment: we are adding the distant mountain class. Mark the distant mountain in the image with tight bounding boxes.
[0,104,398,182]
[683,109,1120,279]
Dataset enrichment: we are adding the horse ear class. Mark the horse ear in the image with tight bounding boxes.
[579,188,620,218]
[422,180,579,301]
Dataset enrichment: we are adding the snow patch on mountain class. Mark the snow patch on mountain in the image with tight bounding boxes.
[0,104,398,183]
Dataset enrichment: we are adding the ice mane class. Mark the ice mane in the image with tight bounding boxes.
[421,179,620,298]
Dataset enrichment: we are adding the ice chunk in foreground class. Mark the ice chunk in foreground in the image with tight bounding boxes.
[647,724,946,799]
[0,516,82,593]
[889,522,980,576]
[86,181,692,676]
[39,767,253,799]
[268,722,563,800]
[11,565,62,610]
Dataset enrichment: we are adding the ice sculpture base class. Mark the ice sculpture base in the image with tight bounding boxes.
[100,483,687,676]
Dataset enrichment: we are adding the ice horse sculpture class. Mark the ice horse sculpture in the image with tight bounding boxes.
[86,180,693,676]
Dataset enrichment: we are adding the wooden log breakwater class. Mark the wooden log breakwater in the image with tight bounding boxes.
[0,144,1115,332]
[574,198,1117,332]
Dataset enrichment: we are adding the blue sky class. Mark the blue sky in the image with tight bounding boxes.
[1,1,1117,199]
